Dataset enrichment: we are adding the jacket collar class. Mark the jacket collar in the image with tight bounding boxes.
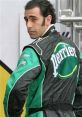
[41,24,55,38]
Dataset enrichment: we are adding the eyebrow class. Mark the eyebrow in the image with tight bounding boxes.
[24,16,38,20]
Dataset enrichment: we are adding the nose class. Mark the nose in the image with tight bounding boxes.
[26,20,32,28]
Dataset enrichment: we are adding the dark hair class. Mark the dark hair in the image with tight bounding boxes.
[25,0,56,24]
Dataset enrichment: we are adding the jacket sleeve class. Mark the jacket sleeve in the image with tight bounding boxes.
[4,47,41,117]
[76,58,82,95]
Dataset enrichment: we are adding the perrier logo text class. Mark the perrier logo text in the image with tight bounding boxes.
[51,42,78,78]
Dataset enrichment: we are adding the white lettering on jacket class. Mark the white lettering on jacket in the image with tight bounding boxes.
[51,46,77,77]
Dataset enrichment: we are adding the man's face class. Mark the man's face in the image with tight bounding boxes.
[24,7,50,39]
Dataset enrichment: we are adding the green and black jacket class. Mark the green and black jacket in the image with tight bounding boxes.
[4,26,80,117]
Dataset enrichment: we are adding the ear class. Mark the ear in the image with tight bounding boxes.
[45,15,52,25]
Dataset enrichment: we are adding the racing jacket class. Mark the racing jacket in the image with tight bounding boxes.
[4,26,80,117]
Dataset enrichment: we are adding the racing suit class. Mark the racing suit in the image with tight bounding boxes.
[4,25,80,117]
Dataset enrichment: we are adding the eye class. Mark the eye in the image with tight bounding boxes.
[30,17,37,22]
[24,17,28,22]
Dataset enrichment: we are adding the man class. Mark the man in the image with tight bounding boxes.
[4,0,80,117]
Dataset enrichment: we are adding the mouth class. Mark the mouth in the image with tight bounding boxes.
[28,31,35,35]
[28,30,35,33]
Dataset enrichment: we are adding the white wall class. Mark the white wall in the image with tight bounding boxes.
[0,0,30,70]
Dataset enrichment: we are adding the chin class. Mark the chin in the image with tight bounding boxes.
[30,37,36,39]
[30,35,38,39]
